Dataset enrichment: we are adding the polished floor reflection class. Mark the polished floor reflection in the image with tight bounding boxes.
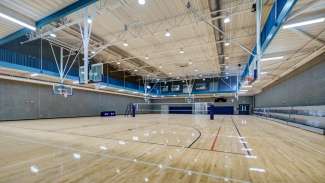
[0,115,324,183]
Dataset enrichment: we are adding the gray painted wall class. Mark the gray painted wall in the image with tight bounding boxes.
[255,54,325,107]
[0,79,143,121]
[151,96,253,114]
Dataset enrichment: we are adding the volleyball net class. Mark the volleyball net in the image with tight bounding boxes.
[133,102,210,115]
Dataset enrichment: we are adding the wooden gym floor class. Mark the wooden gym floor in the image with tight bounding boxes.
[0,114,324,183]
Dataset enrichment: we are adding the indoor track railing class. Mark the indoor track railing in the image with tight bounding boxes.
[0,48,144,92]
[254,105,325,134]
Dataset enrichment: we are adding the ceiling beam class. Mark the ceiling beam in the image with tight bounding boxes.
[0,0,98,46]
[208,0,225,74]
[240,0,298,82]
[36,0,98,28]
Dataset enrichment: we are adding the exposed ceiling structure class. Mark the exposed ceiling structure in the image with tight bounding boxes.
[1,0,259,78]
[0,0,77,38]
[0,0,324,96]
[247,0,325,95]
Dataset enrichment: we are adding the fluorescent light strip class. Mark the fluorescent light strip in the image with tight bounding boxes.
[249,168,266,173]
[242,85,252,88]
[30,73,39,77]
[261,56,284,61]
[0,12,36,31]
[283,18,325,29]
[241,148,253,151]
[245,155,257,159]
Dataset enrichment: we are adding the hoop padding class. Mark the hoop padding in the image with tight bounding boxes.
[133,102,209,115]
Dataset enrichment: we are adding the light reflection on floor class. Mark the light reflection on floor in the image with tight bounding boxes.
[0,115,323,183]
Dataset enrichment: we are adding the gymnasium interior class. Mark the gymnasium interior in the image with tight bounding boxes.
[0,0,324,183]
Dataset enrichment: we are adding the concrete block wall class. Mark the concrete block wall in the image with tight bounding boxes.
[255,53,325,107]
[0,79,144,121]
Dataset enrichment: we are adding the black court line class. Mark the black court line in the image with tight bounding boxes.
[231,117,251,156]
[187,127,202,148]
[58,131,245,156]
[0,124,246,156]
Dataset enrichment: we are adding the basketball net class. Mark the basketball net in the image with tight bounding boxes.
[63,92,68,98]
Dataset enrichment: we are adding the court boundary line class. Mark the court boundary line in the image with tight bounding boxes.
[231,117,252,156]
[250,116,325,155]
[0,133,251,183]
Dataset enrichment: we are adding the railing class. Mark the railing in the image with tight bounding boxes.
[0,48,79,77]
[0,48,239,95]
[151,76,238,96]
[254,105,325,134]
[102,76,144,92]
[0,48,144,92]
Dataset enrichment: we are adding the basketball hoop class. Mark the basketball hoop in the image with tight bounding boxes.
[53,84,73,97]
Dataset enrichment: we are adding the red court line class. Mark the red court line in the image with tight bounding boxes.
[210,127,221,151]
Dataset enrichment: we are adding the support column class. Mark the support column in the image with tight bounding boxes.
[82,7,90,84]
[256,0,262,79]
[60,47,64,83]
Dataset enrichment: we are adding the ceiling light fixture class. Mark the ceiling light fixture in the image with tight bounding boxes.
[134,69,138,72]
[138,0,146,5]
[0,12,36,31]
[224,17,231,23]
[261,56,284,61]
[225,56,229,60]
[194,69,198,72]
[123,41,128,47]
[100,145,107,150]
[50,33,56,38]
[145,55,149,60]
[188,61,193,65]
[243,85,252,88]
[117,62,121,65]
[224,42,230,46]
[261,71,268,75]
[87,17,92,24]
[165,30,171,37]
[179,48,184,54]
[30,165,39,173]
[73,153,81,160]
[91,51,95,54]
[30,73,39,77]
[159,65,162,68]
[283,17,325,29]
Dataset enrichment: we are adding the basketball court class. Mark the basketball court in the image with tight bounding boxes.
[0,0,324,183]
